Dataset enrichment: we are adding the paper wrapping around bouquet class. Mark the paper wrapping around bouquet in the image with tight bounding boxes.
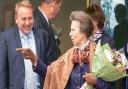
[92,42,127,82]
[80,82,93,89]
[80,41,127,89]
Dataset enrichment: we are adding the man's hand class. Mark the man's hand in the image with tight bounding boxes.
[16,48,37,65]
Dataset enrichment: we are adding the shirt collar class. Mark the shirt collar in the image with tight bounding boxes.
[90,30,102,41]
[19,29,33,39]
[38,7,49,23]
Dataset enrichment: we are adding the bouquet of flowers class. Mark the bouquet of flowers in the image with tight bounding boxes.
[80,40,128,89]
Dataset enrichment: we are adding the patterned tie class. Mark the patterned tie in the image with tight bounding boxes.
[22,36,29,48]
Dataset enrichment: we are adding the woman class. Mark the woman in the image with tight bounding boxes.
[17,11,114,89]
[43,11,114,89]
[86,4,115,48]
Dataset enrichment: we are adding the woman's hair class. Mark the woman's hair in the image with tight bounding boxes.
[70,11,93,38]
[86,4,105,29]
[15,0,33,16]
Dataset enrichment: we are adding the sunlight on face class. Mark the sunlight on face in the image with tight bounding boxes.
[15,7,34,35]
[69,20,86,47]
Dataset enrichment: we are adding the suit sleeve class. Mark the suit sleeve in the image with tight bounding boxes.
[33,59,47,77]
[0,32,9,89]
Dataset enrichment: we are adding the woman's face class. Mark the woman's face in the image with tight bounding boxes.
[49,2,62,20]
[69,20,87,47]
[92,20,98,34]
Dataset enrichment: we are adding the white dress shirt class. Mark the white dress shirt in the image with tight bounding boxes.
[19,30,40,89]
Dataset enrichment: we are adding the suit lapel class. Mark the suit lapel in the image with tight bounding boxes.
[14,27,25,69]
[33,28,41,59]
[38,8,52,32]
[38,8,49,26]
[37,8,56,43]
[15,27,22,48]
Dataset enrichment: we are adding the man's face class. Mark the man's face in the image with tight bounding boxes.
[50,2,62,20]
[69,20,86,47]
[15,7,34,35]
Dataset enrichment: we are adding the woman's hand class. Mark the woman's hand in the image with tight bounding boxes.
[83,73,97,85]
[16,48,37,65]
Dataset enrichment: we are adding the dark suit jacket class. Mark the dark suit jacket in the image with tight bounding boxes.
[0,26,47,89]
[113,18,128,50]
[33,8,60,64]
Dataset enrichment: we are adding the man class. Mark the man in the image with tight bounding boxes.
[113,4,128,50]
[33,0,62,63]
[0,1,47,89]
